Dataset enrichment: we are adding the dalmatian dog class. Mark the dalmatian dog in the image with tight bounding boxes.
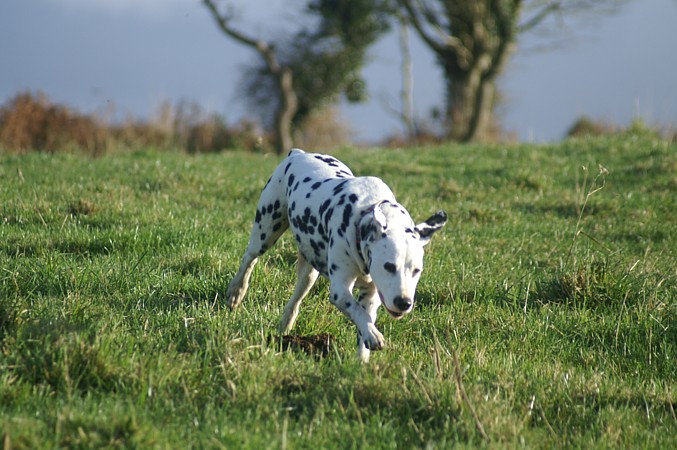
[226,149,447,362]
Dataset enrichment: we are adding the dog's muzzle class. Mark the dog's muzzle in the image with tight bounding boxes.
[378,292,412,319]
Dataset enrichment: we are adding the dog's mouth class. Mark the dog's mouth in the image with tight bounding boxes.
[378,291,405,320]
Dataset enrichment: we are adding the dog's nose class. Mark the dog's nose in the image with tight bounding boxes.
[393,295,413,311]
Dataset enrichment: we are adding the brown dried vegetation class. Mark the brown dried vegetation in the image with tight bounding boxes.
[0,92,269,154]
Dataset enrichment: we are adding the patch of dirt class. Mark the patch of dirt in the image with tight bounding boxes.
[269,333,337,359]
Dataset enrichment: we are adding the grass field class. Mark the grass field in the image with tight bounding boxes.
[1,132,676,448]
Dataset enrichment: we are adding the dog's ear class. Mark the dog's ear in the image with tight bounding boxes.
[360,202,388,243]
[373,202,388,233]
[415,210,447,246]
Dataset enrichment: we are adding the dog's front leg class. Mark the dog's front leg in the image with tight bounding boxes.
[329,281,385,361]
[356,285,381,363]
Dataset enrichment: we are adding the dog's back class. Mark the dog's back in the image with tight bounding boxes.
[270,150,398,277]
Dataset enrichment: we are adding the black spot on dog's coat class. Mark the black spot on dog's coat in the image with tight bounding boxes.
[319,199,331,217]
[324,207,334,225]
[384,262,396,274]
[315,155,340,167]
[333,180,348,195]
[340,204,353,234]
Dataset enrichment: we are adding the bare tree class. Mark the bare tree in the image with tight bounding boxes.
[398,0,624,142]
[203,0,297,154]
[204,0,388,154]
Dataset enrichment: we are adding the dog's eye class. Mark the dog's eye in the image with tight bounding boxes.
[383,262,397,274]
[412,268,421,276]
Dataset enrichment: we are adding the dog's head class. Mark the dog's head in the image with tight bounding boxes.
[359,201,447,319]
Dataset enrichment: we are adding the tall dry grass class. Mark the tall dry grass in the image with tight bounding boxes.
[0,92,108,154]
[0,92,269,155]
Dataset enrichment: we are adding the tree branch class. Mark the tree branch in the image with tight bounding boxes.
[484,0,521,79]
[518,0,561,33]
[398,0,445,53]
[202,0,281,73]
[398,0,473,70]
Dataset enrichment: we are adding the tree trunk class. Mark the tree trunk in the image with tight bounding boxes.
[446,58,496,142]
[398,14,416,140]
[274,68,298,155]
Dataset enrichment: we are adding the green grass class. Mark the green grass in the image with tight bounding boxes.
[1,133,676,448]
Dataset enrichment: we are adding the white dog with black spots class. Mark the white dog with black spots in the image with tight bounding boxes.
[226,149,447,362]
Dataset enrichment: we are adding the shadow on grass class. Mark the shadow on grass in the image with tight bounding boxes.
[414,287,478,309]
[516,200,618,219]
[524,254,669,312]
[264,368,465,445]
[534,388,677,441]
[5,316,128,396]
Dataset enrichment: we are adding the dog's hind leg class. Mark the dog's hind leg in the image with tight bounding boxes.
[226,178,290,310]
[279,252,319,334]
[225,250,258,310]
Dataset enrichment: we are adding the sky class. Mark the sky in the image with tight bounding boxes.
[1,0,676,143]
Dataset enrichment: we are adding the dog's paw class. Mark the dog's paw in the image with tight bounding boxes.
[225,285,244,310]
[226,298,239,310]
[362,324,385,351]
